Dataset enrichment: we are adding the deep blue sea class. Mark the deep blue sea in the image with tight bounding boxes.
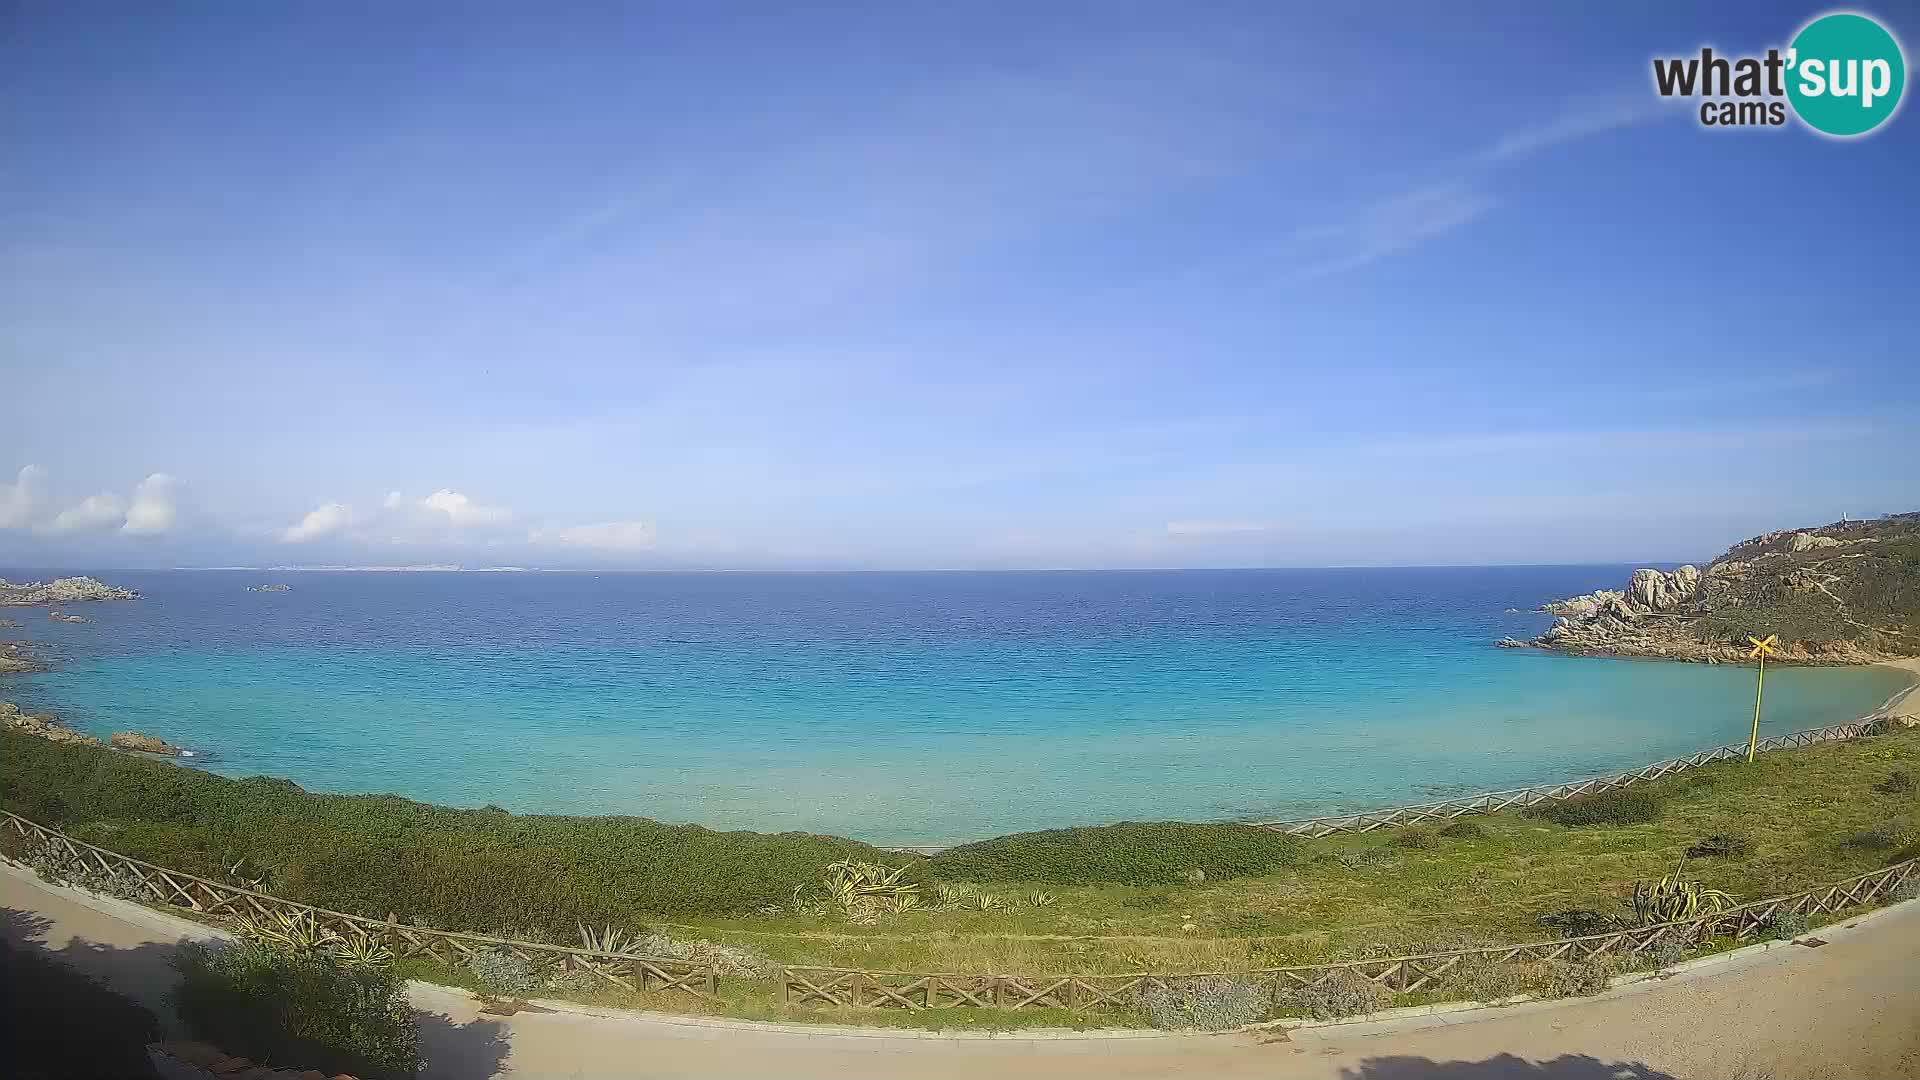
[3,567,1910,846]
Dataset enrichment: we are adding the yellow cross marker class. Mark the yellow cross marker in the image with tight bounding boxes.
[1746,634,1779,763]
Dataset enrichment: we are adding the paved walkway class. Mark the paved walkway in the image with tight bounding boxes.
[5,864,1918,1079]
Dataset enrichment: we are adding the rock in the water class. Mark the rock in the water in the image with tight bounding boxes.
[110,731,183,756]
[48,610,88,624]
[0,619,19,628]
[1494,637,1529,649]
[247,583,293,593]
[0,576,138,606]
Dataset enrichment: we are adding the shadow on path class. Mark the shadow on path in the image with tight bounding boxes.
[3,903,512,1079]
[1341,1055,1678,1080]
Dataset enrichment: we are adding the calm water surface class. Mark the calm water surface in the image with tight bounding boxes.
[4,567,1908,846]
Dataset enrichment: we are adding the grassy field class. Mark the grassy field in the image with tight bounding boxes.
[5,725,1918,1028]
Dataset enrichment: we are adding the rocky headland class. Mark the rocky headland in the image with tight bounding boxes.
[0,576,138,606]
[1501,512,1920,665]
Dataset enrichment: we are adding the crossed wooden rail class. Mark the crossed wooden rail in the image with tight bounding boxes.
[1245,720,1889,837]
[0,811,716,996]
[782,854,1919,1010]
[4,716,1914,1015]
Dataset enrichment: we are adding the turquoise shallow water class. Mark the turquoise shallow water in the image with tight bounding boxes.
[4,567,1909,846]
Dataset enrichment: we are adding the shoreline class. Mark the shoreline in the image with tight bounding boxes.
[1870,656,1920,722]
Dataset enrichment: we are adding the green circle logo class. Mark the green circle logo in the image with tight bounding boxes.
[1787,12,1906,136]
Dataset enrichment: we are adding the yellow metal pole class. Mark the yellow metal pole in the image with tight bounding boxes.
[1747,650,1766,763]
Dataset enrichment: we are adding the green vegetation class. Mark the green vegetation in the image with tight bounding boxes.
[1526,786,1663,827]
[6,725,1920,1030]
[920,821,1308,886]
[172,940,420,1079]
[1694,513,1920,652]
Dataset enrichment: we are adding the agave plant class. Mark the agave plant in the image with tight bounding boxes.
[577,922,648,956]
[1024,890,1059,909]
[328,928,395,970]
[234,909,337,951]
[1633,872,1735,927]
[971,890,1008,912]
[796,860,921,920]
[931,882,977,910]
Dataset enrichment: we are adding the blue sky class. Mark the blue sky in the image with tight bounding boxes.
[1,2,1914,570]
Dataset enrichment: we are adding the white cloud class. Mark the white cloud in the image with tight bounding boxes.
[1165,519,1269,537]
[0,465,47,529]
[281,501,355,542]
[529,521,657,551]
[121,473,182,534]
[49,493,128,534]
[385,489,513,528]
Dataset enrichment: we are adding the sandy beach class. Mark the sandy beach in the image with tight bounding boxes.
[1872,656,1920,722]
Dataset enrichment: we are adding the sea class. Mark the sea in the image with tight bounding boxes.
[2,567,1910,848]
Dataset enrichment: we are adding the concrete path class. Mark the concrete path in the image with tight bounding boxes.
[6,864,1918,1080]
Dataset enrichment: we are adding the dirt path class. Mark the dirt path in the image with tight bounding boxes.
[6,863,1918,1080]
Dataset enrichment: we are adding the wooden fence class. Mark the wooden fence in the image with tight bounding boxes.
[781,855,1919,1011]
[0,810,716,996]
[4,715,1915,1016]
[1246,720,1889,838]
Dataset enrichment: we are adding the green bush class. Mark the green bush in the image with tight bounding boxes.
[1527,787,1662,827]
[466,949,539,998]
[1,732,880,936]
[1389,829,1435,850]
[1844,822,1903,851]
[1758,911,1810,940]
[1873,770,1914,795]
[1437,820,1490,840]
[171,941,420,1079]
[921,822,1306,886]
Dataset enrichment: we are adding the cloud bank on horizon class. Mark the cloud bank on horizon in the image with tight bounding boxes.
[1,7,1915,570]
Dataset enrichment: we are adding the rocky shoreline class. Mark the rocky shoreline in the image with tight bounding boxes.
[1500,515,1920,665]
[0,576,138,606]
[3,701,192,756]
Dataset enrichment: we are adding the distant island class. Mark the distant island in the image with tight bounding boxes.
[1503,512,1920,664]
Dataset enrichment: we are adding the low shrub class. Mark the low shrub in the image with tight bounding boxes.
[1685,834,1751,859]
[466,949,540,998]
[922,822,1306,886]
[1758,911,1810,940]
[1390,829,1435,850]
[1276,969,1391,1020]
[1893,877,1920,903]
[1844,822,1903,852]
[1444,956,1543,1002]
[1540,956,1618,998]
[172,941,419,1080]
[1639,937,1691,969]
[1872,770,1914,795]
[1527,788,1661,827]
[1139,976,1271,1031]
[632,931,774,978]
[1437,820,1489,840]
